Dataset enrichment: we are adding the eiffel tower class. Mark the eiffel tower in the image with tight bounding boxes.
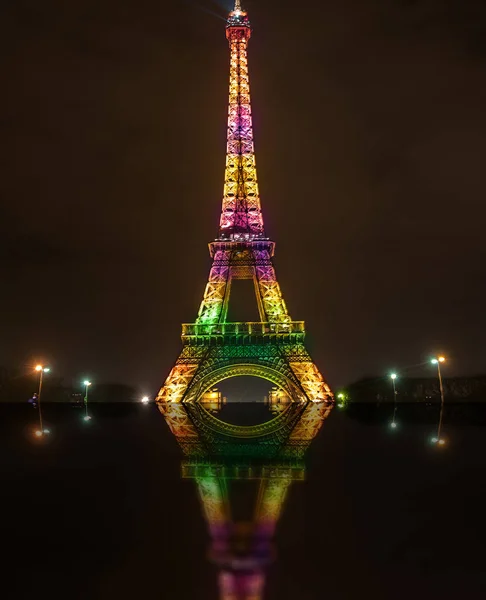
[156,1,333,451]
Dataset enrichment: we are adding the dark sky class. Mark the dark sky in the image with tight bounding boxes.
[1,0,486,392]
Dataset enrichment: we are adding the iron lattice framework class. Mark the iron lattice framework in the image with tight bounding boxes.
[220,0,262,237]
[156,2,333,449]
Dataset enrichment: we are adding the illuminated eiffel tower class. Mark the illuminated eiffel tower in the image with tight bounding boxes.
[156,1,333,451]
[157,7,335,596]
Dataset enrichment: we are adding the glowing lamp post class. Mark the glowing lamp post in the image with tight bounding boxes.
[34,365,51,436]
[141,396,150,405]
[389,373,398,429]
[431,357,446,445]
[83,380,92,421]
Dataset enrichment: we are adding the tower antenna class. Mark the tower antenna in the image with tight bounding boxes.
[234,0,242,11]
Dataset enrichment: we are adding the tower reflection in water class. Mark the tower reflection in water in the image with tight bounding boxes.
[155,3,334,596]
[159,399,333,599]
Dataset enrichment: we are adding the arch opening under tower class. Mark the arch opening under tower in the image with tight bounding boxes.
[199,375,292,426]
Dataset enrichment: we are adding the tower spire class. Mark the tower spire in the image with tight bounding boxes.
[220,2,263,239]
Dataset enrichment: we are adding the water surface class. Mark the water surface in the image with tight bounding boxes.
[1,403,485,599]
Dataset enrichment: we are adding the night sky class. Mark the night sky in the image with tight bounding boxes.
[1,0,486,392]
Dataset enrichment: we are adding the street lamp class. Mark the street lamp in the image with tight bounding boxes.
[34,365,51,436]
[390,373,398,429]
[337,393,345,408]
[83,380,92,421]
[431,357,446,445]
[141,396,150,405]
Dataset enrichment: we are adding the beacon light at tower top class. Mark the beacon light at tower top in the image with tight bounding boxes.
[228,0,247,20]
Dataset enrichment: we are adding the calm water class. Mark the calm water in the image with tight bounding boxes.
[1,403,486,599]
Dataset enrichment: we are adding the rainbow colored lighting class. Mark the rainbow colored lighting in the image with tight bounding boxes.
[155,4,335,597]
[157,0,333,415]
[220,4,263,238]
[196,242,291,326]
[156,4,335,593]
